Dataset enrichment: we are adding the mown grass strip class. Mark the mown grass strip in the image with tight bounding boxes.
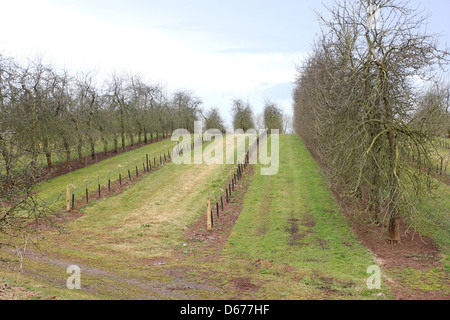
[225,135,381,298]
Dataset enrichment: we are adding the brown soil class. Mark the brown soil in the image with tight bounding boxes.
[230,277,260,293]
[333,190,450,300]
[286,212,316,247]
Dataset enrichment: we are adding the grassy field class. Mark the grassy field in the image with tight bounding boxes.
[1,135,239,299]
[222,135,383,299]
[32,134,167,170]
[35,137,179,212]
[412,180,450,270]
[431,137,450,175]
[1,134,397,299]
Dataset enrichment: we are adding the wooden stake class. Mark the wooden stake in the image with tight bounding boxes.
[207,198,212,231]
[66,185,71,212]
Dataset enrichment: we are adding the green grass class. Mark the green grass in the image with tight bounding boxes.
[28,134,167,170]
[390,267,449,294]
[0,139,226,299]
[223,135,384,299]
[35,137,178,212]
[2,134,390,300]
[410,181,450,270]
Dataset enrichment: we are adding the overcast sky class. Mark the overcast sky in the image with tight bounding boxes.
[1,0,449,127]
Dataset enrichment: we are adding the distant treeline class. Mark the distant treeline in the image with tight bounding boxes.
[0,54,205,172]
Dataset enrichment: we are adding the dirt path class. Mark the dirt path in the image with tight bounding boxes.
[8,250,220,299]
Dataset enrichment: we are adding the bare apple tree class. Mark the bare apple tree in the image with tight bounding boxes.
[294,0,449,244]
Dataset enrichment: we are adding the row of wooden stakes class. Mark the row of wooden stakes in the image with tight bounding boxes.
[205,129,268,231]
[205,154,250,231]
[64,136,210,212]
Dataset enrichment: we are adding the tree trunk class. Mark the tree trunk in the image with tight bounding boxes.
[389,216,400,245]
[77,137,83,163]
[63,138,71,168]
[365,61,381,224]
[21,83,38,168]
[0,137,12,182]
[368,170,381,223]
[381,68,401,245]
[102,136,108,156]
[46,152,52,169]
[4,155,11,183]
[121,132,126,151]
[113,136,118,153]
[43,137,52,169]
[129,132,134,147]
[120,107,126,151]
[89,136,96,160]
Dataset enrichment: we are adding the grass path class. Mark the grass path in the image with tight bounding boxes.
[219,135,383,299]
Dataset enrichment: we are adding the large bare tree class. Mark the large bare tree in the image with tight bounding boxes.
[294,0,449,244]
